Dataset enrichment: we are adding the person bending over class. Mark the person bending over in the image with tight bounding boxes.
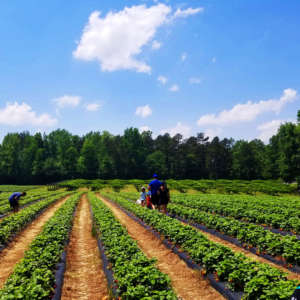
[9,191,26,213]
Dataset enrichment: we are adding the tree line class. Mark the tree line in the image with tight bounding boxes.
[0,112,299,184]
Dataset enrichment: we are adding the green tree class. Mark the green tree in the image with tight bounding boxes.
[145,151,167,178]
[79,139,98,178]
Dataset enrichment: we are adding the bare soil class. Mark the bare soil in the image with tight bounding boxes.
[185,221,300,281]
[0,196,69,288]
[99,195,224,300]
[61,195,108,300]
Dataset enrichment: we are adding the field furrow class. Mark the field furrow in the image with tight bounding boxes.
[99,194,224,300]
[0,195,69,288]
[61,195,108,300]
[180,218,300,282]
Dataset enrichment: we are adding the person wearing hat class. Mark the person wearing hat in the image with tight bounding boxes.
[148,174,162,209]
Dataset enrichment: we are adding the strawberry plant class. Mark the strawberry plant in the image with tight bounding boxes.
[89,193,177,300]
[103,191,299,300]
[0,191,71,248]
[0,193,81,299]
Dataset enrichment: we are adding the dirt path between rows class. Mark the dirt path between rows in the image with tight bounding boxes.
[184,221,300,281]
[61,195,108,300]
[99,195,224,300]
[0,195,70,288]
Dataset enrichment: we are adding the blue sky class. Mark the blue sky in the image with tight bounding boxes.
[0,0,299,142]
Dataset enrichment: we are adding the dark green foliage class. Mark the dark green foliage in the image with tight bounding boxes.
[0,111,299,184]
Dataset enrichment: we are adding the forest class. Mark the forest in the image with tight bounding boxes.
[0,111,299,185]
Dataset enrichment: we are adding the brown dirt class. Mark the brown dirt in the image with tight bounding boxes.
[99,195,224,300]
[0,195,70,288]
[61,195,108,300]
[185,222,300,281]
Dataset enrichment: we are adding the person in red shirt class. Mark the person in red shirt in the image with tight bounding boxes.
[146,187,155,210]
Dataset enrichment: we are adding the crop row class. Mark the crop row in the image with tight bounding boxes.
[0,191,71,248]
[169,194,300,234]
[0,185,39,193]
[171,194,300,219]
[89,193,177,299]
[175,193,300,210]
[102,192,299,300]
[59,178,297,195]
[118,192,300,267]
[0,193,81,299]
[167,202,300,266]
[121,190,300,216]
[0,187,49,204]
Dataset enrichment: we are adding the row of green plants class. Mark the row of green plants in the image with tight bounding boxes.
[168,203,300,266]
[171,194,300,234]
[0,185,39,192]
[172,193,300,217]
[0,192,12,203]
[0,187,50,205]
[0,191,71,248]
[0,189,67,215]
[57,179,297,195]
[120,190,300,211]
[0,193,81,299]
[89,193,177,299]
[102,192,299,300]
[165,179,297,195]
[118,192,300,266]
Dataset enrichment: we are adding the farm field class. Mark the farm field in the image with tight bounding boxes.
[0,183,299,299]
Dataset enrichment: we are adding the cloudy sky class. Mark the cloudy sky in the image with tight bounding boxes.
[0,0,299,143]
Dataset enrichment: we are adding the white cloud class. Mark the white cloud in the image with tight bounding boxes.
[157,75,167,85]
[0,102,57,127]
[139,126,151,133]
[74,4,203,73]
[152,40,162,50]
[204,128,223,140]
[161,122,191,137]
[135,105,152,118]
[181,52,187,61]
[197,89,297,126]
[53,95,81,108]
[173,7,204,19]
[85,103,101,112]
[189,77,202,84]
[169,84,179,92]
[73,5,171,73]
[257,120,287,143]
[212,57,216,63]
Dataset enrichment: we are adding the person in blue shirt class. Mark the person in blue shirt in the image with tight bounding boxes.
[9,192,26,213]
[148,174,162,208]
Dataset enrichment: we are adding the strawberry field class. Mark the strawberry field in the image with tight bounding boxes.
[0,183,299,299]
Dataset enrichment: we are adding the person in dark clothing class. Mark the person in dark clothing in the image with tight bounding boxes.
[291,285,300,300]
[9,192,26,213]
[158,181,170,214]
[148,174,162,208]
